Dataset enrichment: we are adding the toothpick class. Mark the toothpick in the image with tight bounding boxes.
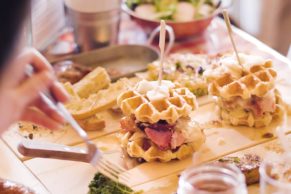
[222,10,242,66]
[158,20,166,85]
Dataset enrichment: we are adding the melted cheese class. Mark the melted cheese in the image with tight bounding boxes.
[135,80,175,101]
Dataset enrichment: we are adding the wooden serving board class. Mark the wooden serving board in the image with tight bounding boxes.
[23,134,120,194]
[8,55,291,193]
[1,110,121,160]
[132,134,291,194]
[23,106,291,194]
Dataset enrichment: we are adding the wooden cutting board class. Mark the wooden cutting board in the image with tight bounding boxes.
[23,134,120,194]
[0,139,49,193]
[23,114,291,194]
[132,134,291,194]
[17,62,291,192]
[5,65,291,193]
[1,110,121,160]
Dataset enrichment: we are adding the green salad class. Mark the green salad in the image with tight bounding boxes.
[88,173,142,194]
[126,0,218,21]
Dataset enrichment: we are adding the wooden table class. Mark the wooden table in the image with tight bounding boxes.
[1,16,291,194]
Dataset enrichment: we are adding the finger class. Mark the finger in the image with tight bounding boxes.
[51,82,70,103]
[33,97,65,124]
[16,71,54,108]
[21,108,62,130]
[19,48,53,72]
[5,48,54,87]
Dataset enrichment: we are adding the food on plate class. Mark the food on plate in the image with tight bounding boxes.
[0,179,35,194]
[88,173,140,194]
[77,114,105,131]
[206,53,283,127]
[65,77,140,119]
[147,53,210,97]
[54,60,94,84]
[215,154,261,185]
[117,80,205,162]
[73,67,110,98]
[126,0,218,21]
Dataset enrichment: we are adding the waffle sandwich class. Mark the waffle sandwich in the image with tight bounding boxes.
[117,80,205,162]
[207,53,282,128]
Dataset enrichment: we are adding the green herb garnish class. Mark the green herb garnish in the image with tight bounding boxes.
[175,61,182,70]
[88,173,142,194]
[218,157,241,164]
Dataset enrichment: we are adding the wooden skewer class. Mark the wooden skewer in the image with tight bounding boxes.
[158,20,166,85]
[222,10,242,66]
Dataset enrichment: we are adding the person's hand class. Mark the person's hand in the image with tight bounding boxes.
[0,48,69,134]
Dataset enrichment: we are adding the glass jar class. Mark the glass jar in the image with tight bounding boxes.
[177,163,247,194]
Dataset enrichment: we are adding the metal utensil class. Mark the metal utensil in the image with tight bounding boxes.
[122,0,233,39]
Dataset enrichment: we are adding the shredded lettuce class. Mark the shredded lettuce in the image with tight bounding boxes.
[126,0,216,20]
[126,0,154,9]
[154,0,177,20]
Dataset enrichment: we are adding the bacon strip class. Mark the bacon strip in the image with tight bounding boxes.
[145,127,172,150]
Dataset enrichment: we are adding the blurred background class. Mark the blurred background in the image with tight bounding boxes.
[29,0,291,55]
[229,0,291,55]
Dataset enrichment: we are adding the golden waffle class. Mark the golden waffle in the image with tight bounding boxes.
[209,56,277,99]
[117,81,198,125]
[207,54,281,128]
[120,129,205,162]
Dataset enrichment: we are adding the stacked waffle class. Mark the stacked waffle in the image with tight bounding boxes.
[117,80,205,162]
[207,53,282,128]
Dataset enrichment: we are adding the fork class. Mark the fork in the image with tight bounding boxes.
[18,65,128,183]
[18,139,128,180]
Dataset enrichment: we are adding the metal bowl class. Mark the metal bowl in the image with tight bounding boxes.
[122,1,223,39]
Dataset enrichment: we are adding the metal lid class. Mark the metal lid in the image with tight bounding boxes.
[64,0,121,13]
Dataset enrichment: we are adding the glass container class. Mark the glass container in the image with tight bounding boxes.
[177,163,247,194]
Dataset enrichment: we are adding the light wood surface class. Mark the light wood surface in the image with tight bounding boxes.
[132,134,291,194]
[23,134,120,194]
[23,119,291,194]
[14,60,291,193]
[1,110,121,160]
[0,139,49,193]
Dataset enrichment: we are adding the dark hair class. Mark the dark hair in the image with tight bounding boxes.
[0,1,30,71]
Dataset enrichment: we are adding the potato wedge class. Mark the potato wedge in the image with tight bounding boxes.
[66,77,140,119]
[73,67,110,98]
[63,82,80,100]
[77,115,105,131]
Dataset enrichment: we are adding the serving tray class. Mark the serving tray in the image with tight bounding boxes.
[51,44,159,81]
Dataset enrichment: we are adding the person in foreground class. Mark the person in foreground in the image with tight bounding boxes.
[0,1,68,135]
